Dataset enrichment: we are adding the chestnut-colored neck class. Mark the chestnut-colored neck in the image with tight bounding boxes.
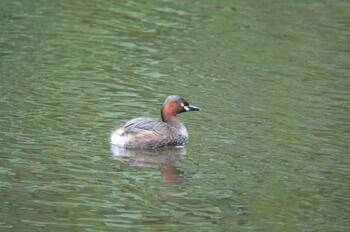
[161,102,180,123]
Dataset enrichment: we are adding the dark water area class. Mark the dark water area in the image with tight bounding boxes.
[1,0,349,231]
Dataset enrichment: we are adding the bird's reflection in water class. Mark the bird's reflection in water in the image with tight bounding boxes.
[111,145,186,184]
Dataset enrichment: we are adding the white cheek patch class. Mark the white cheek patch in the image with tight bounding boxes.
[181,102,189,111]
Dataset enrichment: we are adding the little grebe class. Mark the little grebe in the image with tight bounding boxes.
[110,95,200,149]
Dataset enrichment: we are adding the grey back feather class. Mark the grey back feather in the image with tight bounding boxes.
[121,117,188,149]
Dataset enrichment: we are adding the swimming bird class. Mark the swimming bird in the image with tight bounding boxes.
[110,95,200,149]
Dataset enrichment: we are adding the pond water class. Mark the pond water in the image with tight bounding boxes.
[1,0,349,231]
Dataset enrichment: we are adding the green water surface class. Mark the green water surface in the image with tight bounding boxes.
[1,0,349,231]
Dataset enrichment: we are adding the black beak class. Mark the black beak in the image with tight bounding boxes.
[187,104,200,111]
